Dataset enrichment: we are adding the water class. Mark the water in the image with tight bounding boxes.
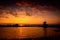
[0,27,60,39]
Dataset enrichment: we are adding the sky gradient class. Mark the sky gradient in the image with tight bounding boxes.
[0,0,60,24]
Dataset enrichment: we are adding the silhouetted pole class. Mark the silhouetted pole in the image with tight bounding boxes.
[43,21,47,38]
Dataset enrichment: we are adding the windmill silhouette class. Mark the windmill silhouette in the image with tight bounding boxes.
[43,14,47,38]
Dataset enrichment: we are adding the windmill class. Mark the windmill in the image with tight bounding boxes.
[42,11,47,38]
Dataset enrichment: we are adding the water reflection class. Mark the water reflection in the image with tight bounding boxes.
[0,27,60,39]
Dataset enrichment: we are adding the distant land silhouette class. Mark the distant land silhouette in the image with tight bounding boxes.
[0,23,60,28]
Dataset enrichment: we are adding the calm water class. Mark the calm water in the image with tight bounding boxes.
[0,27,60,39]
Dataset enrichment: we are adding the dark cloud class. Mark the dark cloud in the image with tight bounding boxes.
[0,0,60,7]
[0,0,60,10]
[0,0,60,18]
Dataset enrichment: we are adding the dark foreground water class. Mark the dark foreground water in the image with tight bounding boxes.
[0,27,60,40]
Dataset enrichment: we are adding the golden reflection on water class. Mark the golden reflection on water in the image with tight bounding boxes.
[0,27,60,39]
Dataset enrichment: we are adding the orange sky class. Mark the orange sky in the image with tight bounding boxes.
[0,15,60,24]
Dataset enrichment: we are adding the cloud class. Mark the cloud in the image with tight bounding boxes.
[0,4,60,19]
[0,10,15,18]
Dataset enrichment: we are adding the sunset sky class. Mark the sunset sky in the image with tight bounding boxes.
[0,0,60,24]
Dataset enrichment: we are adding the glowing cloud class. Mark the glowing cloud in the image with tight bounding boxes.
[0,4,60,24]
